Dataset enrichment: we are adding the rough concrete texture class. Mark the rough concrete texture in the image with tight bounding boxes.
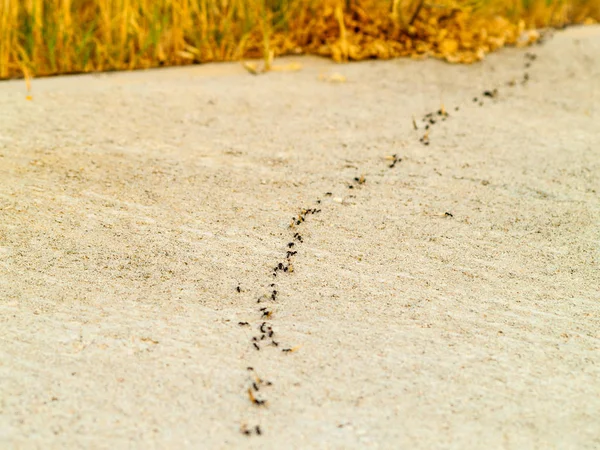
[1,25,599,450]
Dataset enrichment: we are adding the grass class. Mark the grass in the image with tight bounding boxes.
[0,0,598,80]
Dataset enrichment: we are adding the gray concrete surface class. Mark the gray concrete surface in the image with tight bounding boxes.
[1,25,599,450]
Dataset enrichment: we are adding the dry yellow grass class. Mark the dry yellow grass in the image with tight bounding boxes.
[0,0,597,79]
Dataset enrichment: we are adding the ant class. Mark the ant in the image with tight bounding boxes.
[387,154,401,168]
[282,345,301,353]
[236,286,241,293]
[247,388,267,406]
[240,424,263,436]
[238,322,250,326]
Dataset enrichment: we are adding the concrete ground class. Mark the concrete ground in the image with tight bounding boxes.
[0,26,599,450]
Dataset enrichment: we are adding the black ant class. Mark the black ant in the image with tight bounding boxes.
[236,286,241,293]
[253,343,260,350]
[240,424,263,436]
[445,212,454,217]
[388,154,401,168]
[238,322,250,326]
[248,388,266,406]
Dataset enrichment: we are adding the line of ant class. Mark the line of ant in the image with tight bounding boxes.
[235,161,401,436]
[236,202,326,435]
[236,32,551,436]
[414,38,547,145]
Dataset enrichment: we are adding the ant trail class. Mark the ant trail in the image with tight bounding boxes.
[237,203,322,435]
[237,30,553,436]
[413,32,552,145]
[237,159,401,436]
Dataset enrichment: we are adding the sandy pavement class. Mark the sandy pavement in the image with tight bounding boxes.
[1,26,599,449]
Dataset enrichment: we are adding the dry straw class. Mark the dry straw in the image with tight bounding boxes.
[0,0,597,79]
